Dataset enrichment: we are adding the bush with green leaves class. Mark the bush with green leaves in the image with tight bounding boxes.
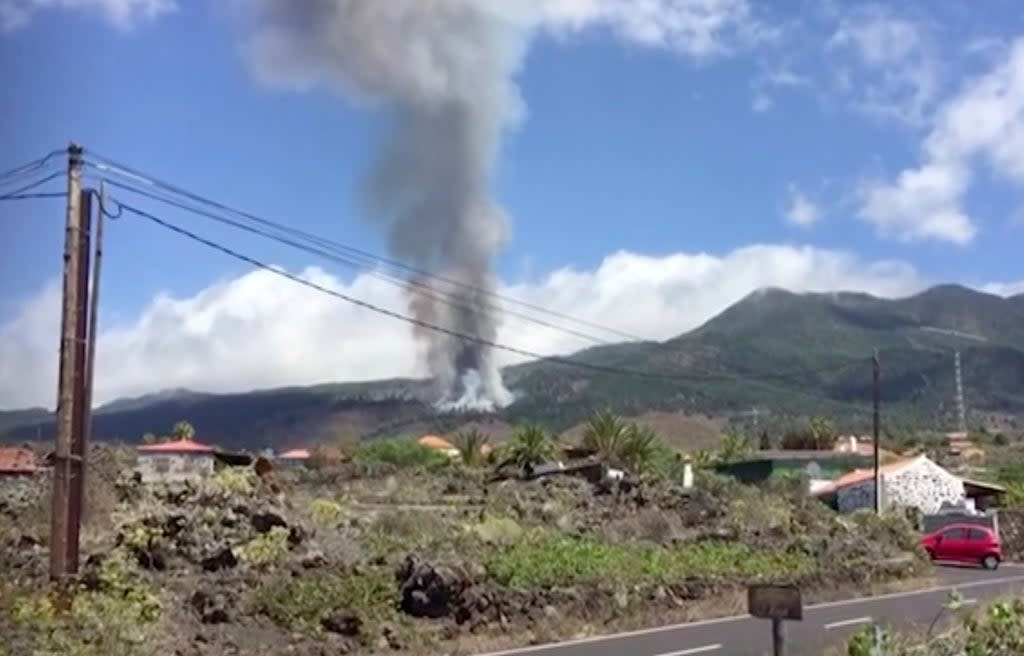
[9,548,162,656]
[846,595,1024,655]
[234,525,291,567]
[253,567,397,640]
[353,438,451,473]
[309,497,344,526]
[485,528,814,590]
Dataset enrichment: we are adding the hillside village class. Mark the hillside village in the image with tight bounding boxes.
[4,408,1024,655]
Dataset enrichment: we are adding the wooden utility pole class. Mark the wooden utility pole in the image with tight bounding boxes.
[872,348,881,515]
[65,187,93,571]
[49,143,90,582]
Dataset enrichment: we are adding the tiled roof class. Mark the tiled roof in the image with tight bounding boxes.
[813,456,923,495]
[278,448,311,459]
[0,447,38,474]
[418,435,455,450]
[137,439,217,454]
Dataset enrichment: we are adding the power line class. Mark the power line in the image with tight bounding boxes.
[100,178,620,347]
[115,198,870,387]
[0,171,66,200]
[82,151,648,343]
[0,148,64,183]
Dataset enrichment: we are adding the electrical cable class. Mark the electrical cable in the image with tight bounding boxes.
[82,151,649,342]
[101,177,622,347]
[0,148,63,183]
[0,171,65,200]
[115,197,875,388]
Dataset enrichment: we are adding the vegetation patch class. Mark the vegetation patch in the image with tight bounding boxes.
[253,567,398,639]
[9,548,162,656]
[486,529,815,590]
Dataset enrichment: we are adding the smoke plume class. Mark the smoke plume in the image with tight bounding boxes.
[240,0,532,411]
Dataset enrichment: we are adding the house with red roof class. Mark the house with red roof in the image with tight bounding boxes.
[812,454,978,515]
[0,447,38,478]
[136,438,218,483]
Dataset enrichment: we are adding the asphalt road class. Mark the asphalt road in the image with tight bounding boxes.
[477,564,1024,656]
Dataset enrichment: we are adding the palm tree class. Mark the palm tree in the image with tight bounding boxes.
[454,429,490,467]
[582,409,629,463]
[809,416,834,450]
[618,424,660,472]
[171,420,195,441]
[718,429,753,463]
[505,423,558,470]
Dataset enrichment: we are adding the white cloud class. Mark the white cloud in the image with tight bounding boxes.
[826,5,940,125]
[750,67,811,112]
[858,37,1024,244]
[783,186,822,228]
[0,244,931,410]
[982,280,1024,297]
[0,0,174,31]
[534,0,772,58]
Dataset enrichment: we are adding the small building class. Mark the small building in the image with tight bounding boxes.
[136,439,217,483]
[277,448,312,469]
[713,450,875,486]
[814,455,967,515]
[0,447,38,478]
[418,435,459,458]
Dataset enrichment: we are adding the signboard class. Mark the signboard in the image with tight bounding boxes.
[747,584,803,621]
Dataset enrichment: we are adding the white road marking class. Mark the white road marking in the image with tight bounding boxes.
[474,573,1024,656]
[961,598,978,605]
[654,645,722,656]
[824,616,872,630]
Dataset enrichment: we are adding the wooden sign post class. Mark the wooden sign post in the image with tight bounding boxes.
[748,584,803,656]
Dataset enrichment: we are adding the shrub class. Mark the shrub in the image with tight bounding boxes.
[354,439,450,472]
[253,568,397,639]
[310,498,344,526]
[234,525,291,566]
[10,548,162,656]
[485,529,813,589]
[209,467,256,495]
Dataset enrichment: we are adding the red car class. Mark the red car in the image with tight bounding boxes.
[920,523,1002,570]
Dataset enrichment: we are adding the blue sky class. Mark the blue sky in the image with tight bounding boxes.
[2,0,1024,409]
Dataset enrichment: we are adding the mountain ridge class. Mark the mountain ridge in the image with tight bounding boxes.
[3,283,1022,447]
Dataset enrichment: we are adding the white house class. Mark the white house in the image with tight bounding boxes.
[816,455,966,515]
[136,439,217,483]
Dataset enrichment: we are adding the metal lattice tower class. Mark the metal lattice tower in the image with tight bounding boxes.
[954,350,966,433]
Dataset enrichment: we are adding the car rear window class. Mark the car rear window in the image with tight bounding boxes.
[968,528,990,540]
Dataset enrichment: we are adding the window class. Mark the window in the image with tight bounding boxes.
[153,456,171,474]
[942,528,967,540]
[968,528,989,540]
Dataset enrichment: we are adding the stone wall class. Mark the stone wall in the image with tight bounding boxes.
[999,509,1024,560]
[921,513,996,535]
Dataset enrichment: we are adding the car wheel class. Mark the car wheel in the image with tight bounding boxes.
[982,555,999,570]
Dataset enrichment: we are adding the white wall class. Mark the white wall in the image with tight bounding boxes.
[136,453,215,483]
[835,457,965,514]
